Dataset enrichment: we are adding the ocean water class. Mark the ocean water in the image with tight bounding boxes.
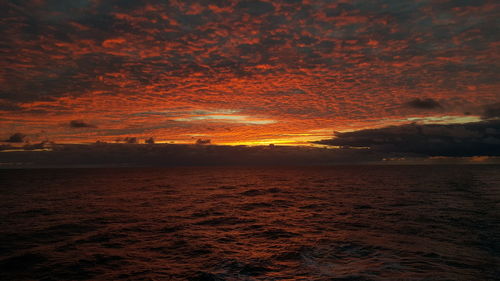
[0,166,499,281]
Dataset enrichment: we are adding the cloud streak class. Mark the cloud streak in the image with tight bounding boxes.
[69,120,96,128]
[404,98,442,110]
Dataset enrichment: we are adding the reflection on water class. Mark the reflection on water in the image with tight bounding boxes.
[1,166,499,280]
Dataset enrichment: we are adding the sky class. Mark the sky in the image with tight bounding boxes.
[1,0,499,146]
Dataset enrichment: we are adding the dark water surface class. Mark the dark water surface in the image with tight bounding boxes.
[1,166,499,280]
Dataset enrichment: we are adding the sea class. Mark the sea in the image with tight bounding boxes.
[1,165,499,280]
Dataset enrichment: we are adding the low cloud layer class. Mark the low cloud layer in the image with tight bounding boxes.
[316,120,500,157]
[0,143,387,167]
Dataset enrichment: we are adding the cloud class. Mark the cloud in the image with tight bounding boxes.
[0,100,21,111]
[482,102,500,120]
[4,133,27,143]
[23,141,51,150]
[0,144,13,151]
[0,143,387,167]
[69,120,96,128]
[404,98,442,110]
[195,138,211,145]
[315,120,500,157]
[236,1,275,16]
[124,137,138,144]
[0,0,498,145]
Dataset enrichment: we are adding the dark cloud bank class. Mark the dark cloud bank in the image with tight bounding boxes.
[0,143,388,168]
[316,120,500,157]
[1,132,500,167]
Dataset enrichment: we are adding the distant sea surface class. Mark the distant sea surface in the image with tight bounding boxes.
[1,166,499,281]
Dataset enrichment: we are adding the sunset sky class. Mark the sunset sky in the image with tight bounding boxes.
[1,0,499,146]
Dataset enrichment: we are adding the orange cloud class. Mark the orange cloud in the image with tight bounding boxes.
[1,0,499,145]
